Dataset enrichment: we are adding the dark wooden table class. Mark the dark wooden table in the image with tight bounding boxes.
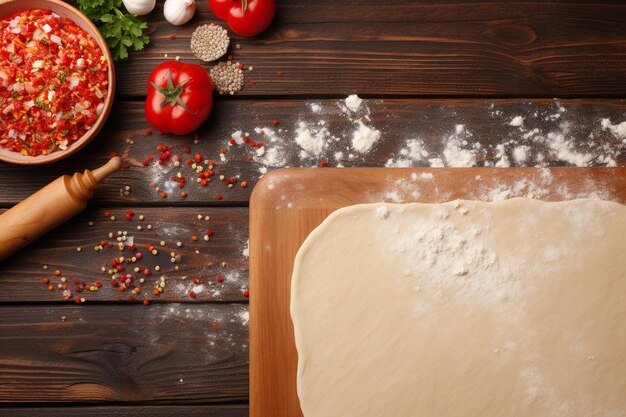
[0,1,625,416]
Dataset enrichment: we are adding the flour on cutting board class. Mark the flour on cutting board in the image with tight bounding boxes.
[376,168,614,204]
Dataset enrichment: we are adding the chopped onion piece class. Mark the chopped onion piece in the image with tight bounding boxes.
[69,76,80,88]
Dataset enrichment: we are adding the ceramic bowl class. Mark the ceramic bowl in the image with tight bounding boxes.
[0,0,115,165]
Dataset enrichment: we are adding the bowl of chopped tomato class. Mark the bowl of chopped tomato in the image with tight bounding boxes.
[0,0,115,165]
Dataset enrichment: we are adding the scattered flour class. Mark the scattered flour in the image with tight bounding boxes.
[513,146,529,164]
[429,158,444,168]
[238,309,250,326]
[386,139,429,167]
[242,239,249,258]
[601,118,626,140]
[494,144,511,167]
[376,206,390,219]
[545,132,593,167]
[345,94,363,113]
[352,121,381,154]
[509,116,524,127]
[443,137,478,167]
[222,97,622,182]
[295,122,329,157]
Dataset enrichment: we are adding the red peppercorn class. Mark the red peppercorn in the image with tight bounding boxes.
[194,154,202,163]
[145,129,153,135]
[229,139,236,145]
[273,119,279,126]
[184,146,191,153]
[143,299,149,305]
[320,159,328,167]
[193,278,200,285]
[189,291,196,298]
[220,147,227,154]
[215,194,223,200]
[112,281,118,287]
[216,275,224,283]
[206,229,213,237]
[75,298,81,304]
[128,296,135,302]
[161,192,167,199]
[243,136,249,143]
[123,163,130,169]
[110,151,118,157]
[243,290,249,298]
[277,70,283,76]
[104,210,110,217]
[42,277,49,284]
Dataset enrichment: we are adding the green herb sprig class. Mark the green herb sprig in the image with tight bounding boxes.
[77,0,149,61]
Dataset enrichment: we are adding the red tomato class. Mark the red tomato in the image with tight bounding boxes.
[145,61,214,135]
[209,0,275,37]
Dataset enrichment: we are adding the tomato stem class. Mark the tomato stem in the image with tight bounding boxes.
[150,71,197,114]
[241,0,248,15]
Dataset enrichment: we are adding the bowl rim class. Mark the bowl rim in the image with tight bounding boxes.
[0,0,116,165]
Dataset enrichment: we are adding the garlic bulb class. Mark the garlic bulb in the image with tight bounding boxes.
[122,0,156,16]
[164,0,196,26]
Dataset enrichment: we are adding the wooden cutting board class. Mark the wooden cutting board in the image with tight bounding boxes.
[249,167,626,417]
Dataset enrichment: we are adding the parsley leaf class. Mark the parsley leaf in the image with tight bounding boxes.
[77,0,149,61]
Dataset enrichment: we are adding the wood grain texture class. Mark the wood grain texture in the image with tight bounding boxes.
[0,304,248,403]
[0,98,624,206]
[249,167,626,417]
[0,208,248,302]
[113,1,626,98]
[0,405,248,417]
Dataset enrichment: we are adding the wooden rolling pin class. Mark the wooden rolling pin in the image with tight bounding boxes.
[0,157,122,262]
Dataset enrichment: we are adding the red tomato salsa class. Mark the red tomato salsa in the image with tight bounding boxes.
[0,9,108,156]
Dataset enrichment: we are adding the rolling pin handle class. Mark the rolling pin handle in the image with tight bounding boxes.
[92,156,123,183]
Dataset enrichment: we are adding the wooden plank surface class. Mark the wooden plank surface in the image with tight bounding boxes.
[249,167,626,417]
[0,304,248,403]
[0,208,248,302]
[2,0,626,413]
[0,98,624,206]
[114,1,626,98]
[0,405,248,417]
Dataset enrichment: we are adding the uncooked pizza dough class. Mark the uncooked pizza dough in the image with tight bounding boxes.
[291,198,626,417]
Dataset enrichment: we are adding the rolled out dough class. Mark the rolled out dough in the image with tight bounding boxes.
[291,198,626,417]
